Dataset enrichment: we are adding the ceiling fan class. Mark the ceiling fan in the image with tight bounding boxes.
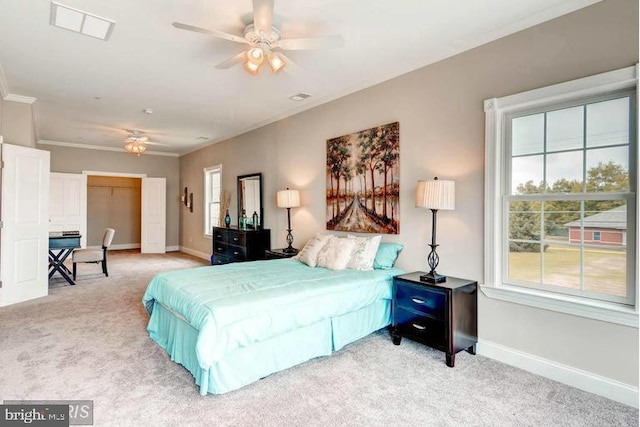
[123,130,168,156]
[172,0,344,76]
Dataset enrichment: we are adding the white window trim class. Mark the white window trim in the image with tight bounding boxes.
[203,164,222,238]
[484,64,639,328]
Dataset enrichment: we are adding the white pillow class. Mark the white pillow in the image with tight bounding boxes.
[293,234,330,267]
[316,235,356,271]
[347,235,382,271]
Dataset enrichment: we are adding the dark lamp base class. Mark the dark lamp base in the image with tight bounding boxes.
[420,271,447,283]
[282,247,298,254]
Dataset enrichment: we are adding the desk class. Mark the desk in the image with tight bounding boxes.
[49,234,81,286]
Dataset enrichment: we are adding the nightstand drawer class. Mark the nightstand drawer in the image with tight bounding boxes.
[395,307,445,348]
[395,284,445,320]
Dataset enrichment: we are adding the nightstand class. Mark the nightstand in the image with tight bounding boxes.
[265,248,299,259]
[391,272,477,367]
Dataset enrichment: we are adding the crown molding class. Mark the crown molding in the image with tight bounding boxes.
[38,139,180,157]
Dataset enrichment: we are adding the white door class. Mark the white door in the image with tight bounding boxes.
[49,172,87,248]
[141,177,166,253]
[0,141,50,306]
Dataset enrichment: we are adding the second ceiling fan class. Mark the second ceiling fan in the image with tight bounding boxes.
[172,0,344,76]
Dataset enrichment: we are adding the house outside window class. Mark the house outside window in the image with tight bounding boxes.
[204,165,222,236]
[484,65,638,326]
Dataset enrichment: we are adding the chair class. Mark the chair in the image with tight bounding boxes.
[72,228,116,280]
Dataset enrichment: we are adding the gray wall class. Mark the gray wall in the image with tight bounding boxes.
[41,144,180,248]
[179,0,638,387]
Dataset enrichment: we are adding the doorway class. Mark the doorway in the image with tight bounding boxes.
[87,175,141,249]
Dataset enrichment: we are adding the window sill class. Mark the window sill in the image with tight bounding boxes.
[480,284,638,328]
[203,234,212,240]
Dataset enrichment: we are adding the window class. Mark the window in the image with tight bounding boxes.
[204,165,222,236]
[484,65,638,326]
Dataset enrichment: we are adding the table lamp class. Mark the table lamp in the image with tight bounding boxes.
[277,188,301,253]
[415,177,455,283]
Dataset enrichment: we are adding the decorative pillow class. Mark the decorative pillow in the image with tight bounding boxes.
[347,235,382,271]
[316,236,356,271]
[293,234,330,267]
[373,243,404,269]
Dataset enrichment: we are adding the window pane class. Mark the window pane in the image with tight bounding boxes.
[210,202,220,228]
[546,151,583,192]
[587,97,630,148]
[509,201,541,241]
[511,155,543,194]
[542,244,580,290]
[542,200,580,241]
[585,146,629,192]
[508,248,541,283]
[547,106,584,152]
[584,247,627,297]
[512,114,544,156]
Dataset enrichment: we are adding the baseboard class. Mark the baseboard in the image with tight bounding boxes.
[179,246,210,261]
[477,340,639,408]
[166,245,179,252]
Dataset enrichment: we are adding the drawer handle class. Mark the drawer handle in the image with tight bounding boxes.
[411,297,426,304]
[412,323,426,330]
[217,247,223,251]
[233,237,239,241]
[233,251,240,255]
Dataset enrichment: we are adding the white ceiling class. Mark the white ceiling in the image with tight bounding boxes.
[0,0,599,155]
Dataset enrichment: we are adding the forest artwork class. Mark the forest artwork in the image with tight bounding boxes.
[326,121,399,234]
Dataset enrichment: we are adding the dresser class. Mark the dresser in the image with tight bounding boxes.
[391,272,477,367]
[211,226,271,265]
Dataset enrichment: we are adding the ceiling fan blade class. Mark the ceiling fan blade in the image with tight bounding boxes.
[215,51,247,69]
[252,0,274,34]
[142,141,171,147]
[172,22,249,45]
[276,35,344,51]
[278,52,301,77]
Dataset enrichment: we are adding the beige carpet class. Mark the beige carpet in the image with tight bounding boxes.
[0,250,637,426]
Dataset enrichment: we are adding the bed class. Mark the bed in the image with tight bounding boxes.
[143,256,403,395]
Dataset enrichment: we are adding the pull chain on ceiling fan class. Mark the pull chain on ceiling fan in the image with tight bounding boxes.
[172,0,344,76]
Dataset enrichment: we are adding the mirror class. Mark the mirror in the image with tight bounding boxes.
[237,173,263,229]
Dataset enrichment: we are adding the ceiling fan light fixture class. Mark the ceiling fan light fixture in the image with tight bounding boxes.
[124,140,147,156]
[247,47,264,65]
[243,60,260,76]
[267,52,286,74]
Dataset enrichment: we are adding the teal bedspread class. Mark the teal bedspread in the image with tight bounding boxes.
[143,259,402,371]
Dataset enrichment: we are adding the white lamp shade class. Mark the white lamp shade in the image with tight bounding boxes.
[277,189,300,208]
[415,179,455,210]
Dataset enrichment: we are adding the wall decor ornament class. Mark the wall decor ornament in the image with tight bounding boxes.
[326,121,399,234]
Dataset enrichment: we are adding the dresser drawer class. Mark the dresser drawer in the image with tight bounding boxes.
[214,243,247,260]
[395,307,445,349]
[225,230,246,246]
[395,283,446,320]
[211,254,229,265]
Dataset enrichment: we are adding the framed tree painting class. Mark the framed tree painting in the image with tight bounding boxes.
[326,121,399,234]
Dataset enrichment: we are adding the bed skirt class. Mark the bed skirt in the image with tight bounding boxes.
[147,298,391,395]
